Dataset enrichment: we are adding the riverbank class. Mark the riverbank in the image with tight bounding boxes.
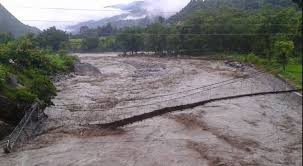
[120,52,302,89]
[224,53,302,89]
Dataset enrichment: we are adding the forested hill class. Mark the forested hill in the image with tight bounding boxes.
[0,3,40,37]
[169,0,297,23]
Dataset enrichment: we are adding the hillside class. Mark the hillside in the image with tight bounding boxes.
[0,3,40,37]
[169,0,297,23]
[67,1,162,32]
[67,14,153,32]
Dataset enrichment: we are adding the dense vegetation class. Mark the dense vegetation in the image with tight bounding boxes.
[113,4,302,56]
[37,27,69,51]
[73,0,302,55]
[168,0,297,23]
[0,32,75,125]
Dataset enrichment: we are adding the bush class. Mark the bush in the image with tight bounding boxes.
[0,64,8,79]
[244,53,259,64]
[274,40,294,71]
[0,33,14,44]
[15,88,37,105]
[0,64,8,87]
[30,74,56,105]
[36,27,69,51]
[0,35,75,124]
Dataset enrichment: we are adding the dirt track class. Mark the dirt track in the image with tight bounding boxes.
[0,53,302,166]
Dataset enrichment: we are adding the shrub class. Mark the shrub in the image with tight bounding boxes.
[0,64,8,87]
[274,40,294,71]
[47,54,76,72]
[15,88,37,105]
[0,35,75,124]
[0,33,14,44]
[244,53,259,64]
[30,74,56,105]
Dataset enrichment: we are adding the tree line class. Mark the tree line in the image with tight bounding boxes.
[117,7,301,57]
[70,7,301,61]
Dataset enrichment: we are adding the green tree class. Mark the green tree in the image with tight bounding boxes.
[146,23,167,55]
[99,36,118,52]
[274,40,294,71]
[81,37,99,51]
[0,33,14,44]
[37,27,69,51]
[117,27,143,55]
[166,26,181,55]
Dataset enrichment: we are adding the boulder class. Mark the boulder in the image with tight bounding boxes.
[224,61,245,70]
[7,74,22,88]
[73,62,101,76]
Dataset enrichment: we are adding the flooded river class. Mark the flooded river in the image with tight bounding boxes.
[0,53,302,166]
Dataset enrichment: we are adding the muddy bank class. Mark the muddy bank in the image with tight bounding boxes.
[0,53,301,166]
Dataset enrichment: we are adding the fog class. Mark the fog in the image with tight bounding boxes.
[0,0,190,30]
[144,0,190,17]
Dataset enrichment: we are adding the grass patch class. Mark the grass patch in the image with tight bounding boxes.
[47,54,76,72]
[281,64,302,88]
[226,53,302,89]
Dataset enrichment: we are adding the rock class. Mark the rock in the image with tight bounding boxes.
[234,63,243,68]
[7,74,21,88]
[51,73,75,82]
[73,62,101,76]
[224,61,245,70]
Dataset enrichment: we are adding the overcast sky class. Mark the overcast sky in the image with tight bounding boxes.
[0,0,190,30]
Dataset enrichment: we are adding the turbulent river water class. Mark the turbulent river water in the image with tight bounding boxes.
[0,53,302,166]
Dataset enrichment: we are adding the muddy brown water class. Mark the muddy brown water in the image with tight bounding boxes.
[0,53,302,166]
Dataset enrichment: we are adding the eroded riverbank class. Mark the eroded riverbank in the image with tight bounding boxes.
[1,53,302,166]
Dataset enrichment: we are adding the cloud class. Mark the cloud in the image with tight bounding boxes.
[0,0,190,30]
[144,0,190,17]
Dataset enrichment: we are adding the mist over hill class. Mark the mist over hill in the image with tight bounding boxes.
[67,0,186,32]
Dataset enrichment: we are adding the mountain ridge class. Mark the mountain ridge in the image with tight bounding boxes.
[105,1,146,11]
[67,1,166,32]
[0,3,40,37]
[168,0,297,23]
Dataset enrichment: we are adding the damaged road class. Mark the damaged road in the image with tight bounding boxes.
[0,53,302,166]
